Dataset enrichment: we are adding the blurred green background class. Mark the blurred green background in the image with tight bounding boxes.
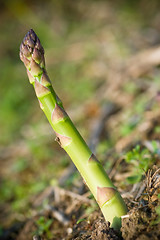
[1,0,160,231]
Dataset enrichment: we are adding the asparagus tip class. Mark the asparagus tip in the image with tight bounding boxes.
[20,29,45,76]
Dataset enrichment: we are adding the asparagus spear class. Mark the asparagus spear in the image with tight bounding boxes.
[20,29,127,230]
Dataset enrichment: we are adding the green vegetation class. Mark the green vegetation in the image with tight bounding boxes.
[34,216,53,239]
[124,142,158,184]
[155,204,160,224]
[76,218,86,224]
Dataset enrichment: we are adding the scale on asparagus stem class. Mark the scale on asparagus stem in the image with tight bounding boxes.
[20,29,127,231]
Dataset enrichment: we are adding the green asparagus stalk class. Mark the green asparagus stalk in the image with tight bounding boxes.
[20,29,127,230]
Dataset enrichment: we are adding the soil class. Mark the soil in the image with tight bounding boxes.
[1,166,160,240]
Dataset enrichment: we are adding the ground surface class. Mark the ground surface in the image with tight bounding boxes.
[0,1,160,239]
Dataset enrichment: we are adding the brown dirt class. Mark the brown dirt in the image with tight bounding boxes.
[2,166,159,240]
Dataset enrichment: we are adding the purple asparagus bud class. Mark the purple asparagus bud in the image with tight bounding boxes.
[20,29,45,77]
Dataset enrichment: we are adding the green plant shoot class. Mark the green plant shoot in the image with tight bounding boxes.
[20,29,127,230]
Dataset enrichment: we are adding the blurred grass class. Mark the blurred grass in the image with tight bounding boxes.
[1,0,160,228]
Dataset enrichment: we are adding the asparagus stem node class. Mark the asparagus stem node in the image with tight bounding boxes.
[20,29,128,231]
